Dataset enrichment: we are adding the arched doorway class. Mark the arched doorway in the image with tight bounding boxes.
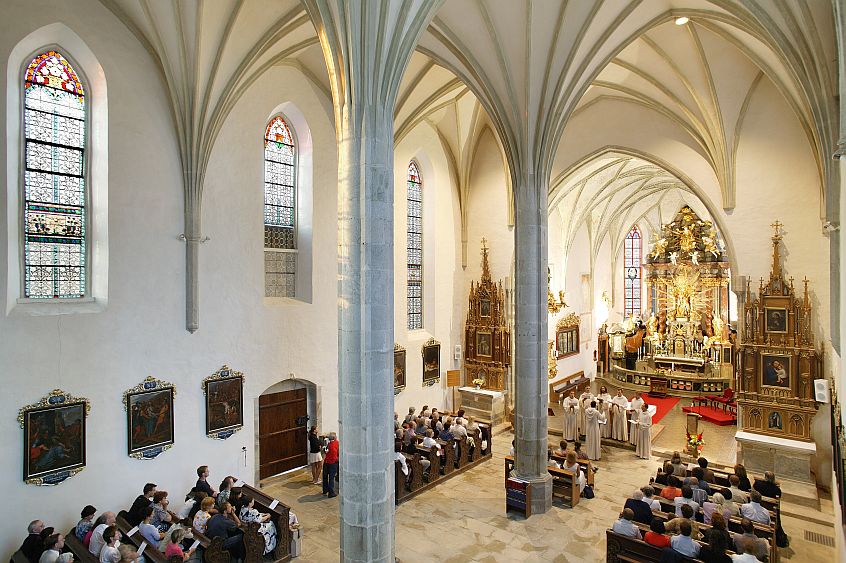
[256,379,318,481]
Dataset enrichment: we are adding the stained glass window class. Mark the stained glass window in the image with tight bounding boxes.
[264,116,297,297]
[407,161,423,330]
[624,226,641,318]
[23,50,87,299]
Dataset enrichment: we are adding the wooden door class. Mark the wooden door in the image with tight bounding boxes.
[258,389,308,479]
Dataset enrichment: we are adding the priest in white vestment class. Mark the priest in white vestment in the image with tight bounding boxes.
[611,390,629,441]
[578,390,593,437]
[628,392,645,446]
[584,400,606,460]
[561,390,580,441]
[635,403,653,459]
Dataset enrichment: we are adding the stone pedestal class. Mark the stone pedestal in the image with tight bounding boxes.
[736,431,817,483]
[458,387,506,425]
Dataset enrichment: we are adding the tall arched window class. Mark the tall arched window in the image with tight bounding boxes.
[23,50,86,298]
[406,161,423,330]
[624,226,641,318]
[264,115,297,298]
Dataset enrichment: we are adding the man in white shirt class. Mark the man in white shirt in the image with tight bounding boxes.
[39,534,73,563]
[670,521,700,558]
[640,485,661,511]
[674,486,700,516]
[421,430,441,455]
[88,512,116,557]
[610,508,641,539]
[740,490,772,525]
[394,445,409,480]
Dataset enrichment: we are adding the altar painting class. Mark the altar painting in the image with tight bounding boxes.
[761,354,791,389]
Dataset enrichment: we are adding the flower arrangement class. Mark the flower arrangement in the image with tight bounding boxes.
[472,378,485,388]
[686,431,705,455]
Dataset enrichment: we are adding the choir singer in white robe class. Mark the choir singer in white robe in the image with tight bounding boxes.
[585,400,606,460]
[628,391,645,447]
[635,403,653,459]
[597,386,613,439]
[578,389,593,438]
[562,390,580,441]
[611,389,629,441]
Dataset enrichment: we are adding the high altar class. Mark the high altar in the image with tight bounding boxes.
[735,222,820,482]
[460,239,510,424]
[608,206,734,397]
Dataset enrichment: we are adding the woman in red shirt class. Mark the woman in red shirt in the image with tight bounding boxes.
[643,518,670,548]
[322,432,339,497]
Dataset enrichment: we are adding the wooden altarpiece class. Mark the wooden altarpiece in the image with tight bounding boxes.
[464,240,511,390]
[736,222,820,441]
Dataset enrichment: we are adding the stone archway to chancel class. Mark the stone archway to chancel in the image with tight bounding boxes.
[254,378,320,484]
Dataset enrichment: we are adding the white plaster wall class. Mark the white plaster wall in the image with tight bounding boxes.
[392,124,462,415]
[0,1,339,555]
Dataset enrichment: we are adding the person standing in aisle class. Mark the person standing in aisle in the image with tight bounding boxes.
[322,432,339,498]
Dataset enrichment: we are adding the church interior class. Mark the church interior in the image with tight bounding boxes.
[2,1,846,562]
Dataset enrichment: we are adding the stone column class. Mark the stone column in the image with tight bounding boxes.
[302,2,441,561]
[513,172,554,514]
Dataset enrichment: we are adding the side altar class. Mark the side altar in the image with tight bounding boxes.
[735,222,821,483]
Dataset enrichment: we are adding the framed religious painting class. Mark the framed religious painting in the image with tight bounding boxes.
[422,338,441,386]
[124,377,175,459]
[765,307,788,334]
[480,297,491,318]
[20,389,89,485]
[761,353,791,389]
[476,331,493,358]
[394,344,406,395]
[203,365,244,440]
[767,411,784,431]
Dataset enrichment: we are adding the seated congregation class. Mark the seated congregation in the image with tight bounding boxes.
[14,465,299,563]
[504,439,598,509]
[393,406,492,502]
[607,453,786,562]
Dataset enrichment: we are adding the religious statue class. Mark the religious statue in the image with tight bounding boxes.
[669,251,678,266]
[646,313,657,337]
[711,314,724,343]
[651,236,668,260]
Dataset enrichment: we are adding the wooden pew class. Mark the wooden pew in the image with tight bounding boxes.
[239,482,292,562]
[650,483,777,523]
[505,456,582,508]
[607,528,704,562]
[549,465,580,508]
[66,528,98,563]
[441,438,456,476]
[395,460,411,502]
[413,443,440,480]
[116,512,169,563]
[655,468,780,511]
[550,453,596,487]
[10,550,29,563]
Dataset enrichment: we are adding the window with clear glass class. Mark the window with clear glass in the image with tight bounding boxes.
[264,116,297,297]
[407,161,422,330]
[624,226,641,318]
[23,50,87,299]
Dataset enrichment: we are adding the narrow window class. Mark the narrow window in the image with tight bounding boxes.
[407,161,423,330]
[23,50,86,298]
[264,116,297,298]
[624,226,641,318]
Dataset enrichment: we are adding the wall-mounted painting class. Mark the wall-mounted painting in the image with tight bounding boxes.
[20,389,89,486]
[203,365,244,440]
[476,331,493,358]
[761,353,791,389]
[394,344,406,395]
[765,307,788,334]
[422,338,441,386]
[124,377,175,459]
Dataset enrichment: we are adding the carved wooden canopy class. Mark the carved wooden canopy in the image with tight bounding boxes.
[464,239,510,391]
[736,221,819,442]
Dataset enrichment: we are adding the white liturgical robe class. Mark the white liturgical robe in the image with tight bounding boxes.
[611,394,629,441]
[585,406,606,460]
[635,409,653,459]
[561,396,580,441]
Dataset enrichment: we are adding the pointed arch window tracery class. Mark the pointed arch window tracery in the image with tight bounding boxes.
[624,226,642,318]
[23,50,87,299]
[407,161,423,330]
[264,115,297,297]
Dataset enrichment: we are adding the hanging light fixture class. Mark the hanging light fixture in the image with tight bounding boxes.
[675,16,690,25]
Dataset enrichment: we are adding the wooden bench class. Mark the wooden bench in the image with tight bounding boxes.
[239,482,292,562]
[116,512,169,563]
[651,483,777,521]
[549,370,587,404]
[607,528,704,562]
[550,453,596,487]
[504,457,582,508]
[66,528,98,563]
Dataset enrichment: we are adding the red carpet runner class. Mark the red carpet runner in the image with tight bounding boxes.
[644,395,680,425]
[681,405,737,426]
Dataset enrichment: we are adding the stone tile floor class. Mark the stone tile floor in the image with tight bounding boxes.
[262,428,836,562]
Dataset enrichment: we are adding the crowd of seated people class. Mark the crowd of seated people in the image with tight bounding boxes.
[17,464,300,563]
[608,455,784,563]
[395,405,485,456]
